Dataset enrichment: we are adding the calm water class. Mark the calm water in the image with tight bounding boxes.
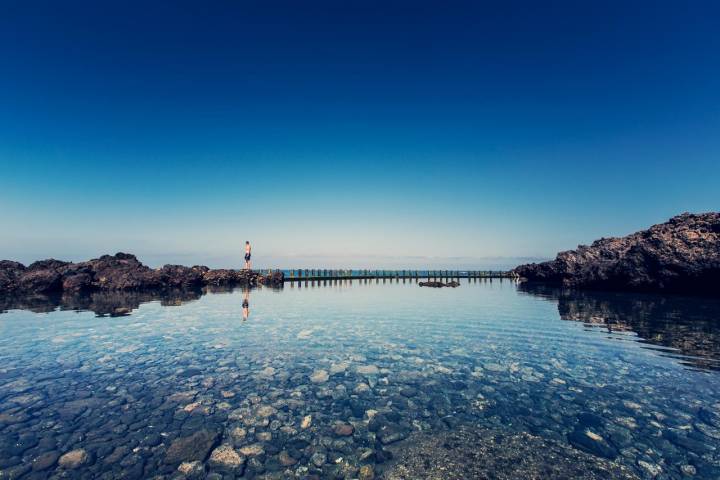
[1,280,719,479]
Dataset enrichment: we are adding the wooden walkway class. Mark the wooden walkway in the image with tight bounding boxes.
[282,269,515,282]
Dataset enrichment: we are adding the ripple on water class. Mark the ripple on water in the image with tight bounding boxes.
[0,282,719,478]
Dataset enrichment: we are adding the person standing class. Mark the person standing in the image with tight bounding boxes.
[244,241,252,270]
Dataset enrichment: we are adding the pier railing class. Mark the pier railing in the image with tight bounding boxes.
[282,269,514,282]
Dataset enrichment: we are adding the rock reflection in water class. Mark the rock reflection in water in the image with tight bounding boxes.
[518,284,720,371]
[0,283,280,318]
[0,289,206,317]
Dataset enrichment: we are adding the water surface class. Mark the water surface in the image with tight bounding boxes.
[1,279,719,479]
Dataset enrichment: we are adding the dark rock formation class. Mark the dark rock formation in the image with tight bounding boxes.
[158,264,206,289]
[203,268,249,286]
[164,429,220,465]
[515,212,720,295]
[0,253,284,296]
[419,281,460,288]
[19,267,64,293]
[0,260,25,291]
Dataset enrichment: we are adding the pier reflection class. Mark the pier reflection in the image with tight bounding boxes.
[518,284,720,371]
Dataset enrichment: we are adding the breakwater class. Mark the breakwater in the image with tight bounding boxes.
[283,269,514,282]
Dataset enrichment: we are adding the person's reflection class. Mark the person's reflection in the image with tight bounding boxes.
[242,288,250,321]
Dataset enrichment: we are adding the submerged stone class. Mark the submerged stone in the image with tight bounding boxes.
[330,361,350,375]
[208,444,246,473]
[177,460,205,478]
[637,460,662,478]
[301,415,312,429]
[239,443,265,457]
[694,422,720,440]
[311,451,327,467]
[698,408,720,428]
[567,428,618,460]
[334,422,354,436]
[58,449,89,469]
[278,450,298,466]
[256,405,277,418]
[164,429,220,464]
[384,426,636,479]
[31,451,60,471]
[357,365,380,375]
[359,464,375,480]
[378,426,408,445]
[310,369,329,384]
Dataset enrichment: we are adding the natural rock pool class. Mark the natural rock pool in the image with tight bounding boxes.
[1,279,719,479]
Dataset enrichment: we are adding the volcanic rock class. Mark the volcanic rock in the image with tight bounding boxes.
[58,449,89,469]
[0,261,25,291]
[208,444,246,473]
[18,268,64,293]
[164,429,220,465]
[62,273,94,292]
[158,264,205,288]
[419,281,460,288]
[32,451,60,471]
[0,252,284,296]
[515,212,720,295]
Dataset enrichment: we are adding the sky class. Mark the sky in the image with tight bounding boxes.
[1,1,719,269]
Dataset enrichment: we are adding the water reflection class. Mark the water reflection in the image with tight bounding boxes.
[242,288,250,321]
[1,280,720,479]
[5,280,719,372]
[518,283,720,371]
[0,289,204,317]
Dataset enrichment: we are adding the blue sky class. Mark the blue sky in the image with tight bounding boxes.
[1,1,718,268]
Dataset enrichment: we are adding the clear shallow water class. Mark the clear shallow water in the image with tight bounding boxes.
[1,279,719,479]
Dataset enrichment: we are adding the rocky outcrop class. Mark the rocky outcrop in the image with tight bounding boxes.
[0,253,284,296]
[419,281,460,288]
[0,260,25,292]
[514,213,720,295]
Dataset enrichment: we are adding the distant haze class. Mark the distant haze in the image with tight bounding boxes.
[1,2,718,268]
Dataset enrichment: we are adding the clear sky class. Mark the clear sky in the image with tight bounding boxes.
[1,1,718,269]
